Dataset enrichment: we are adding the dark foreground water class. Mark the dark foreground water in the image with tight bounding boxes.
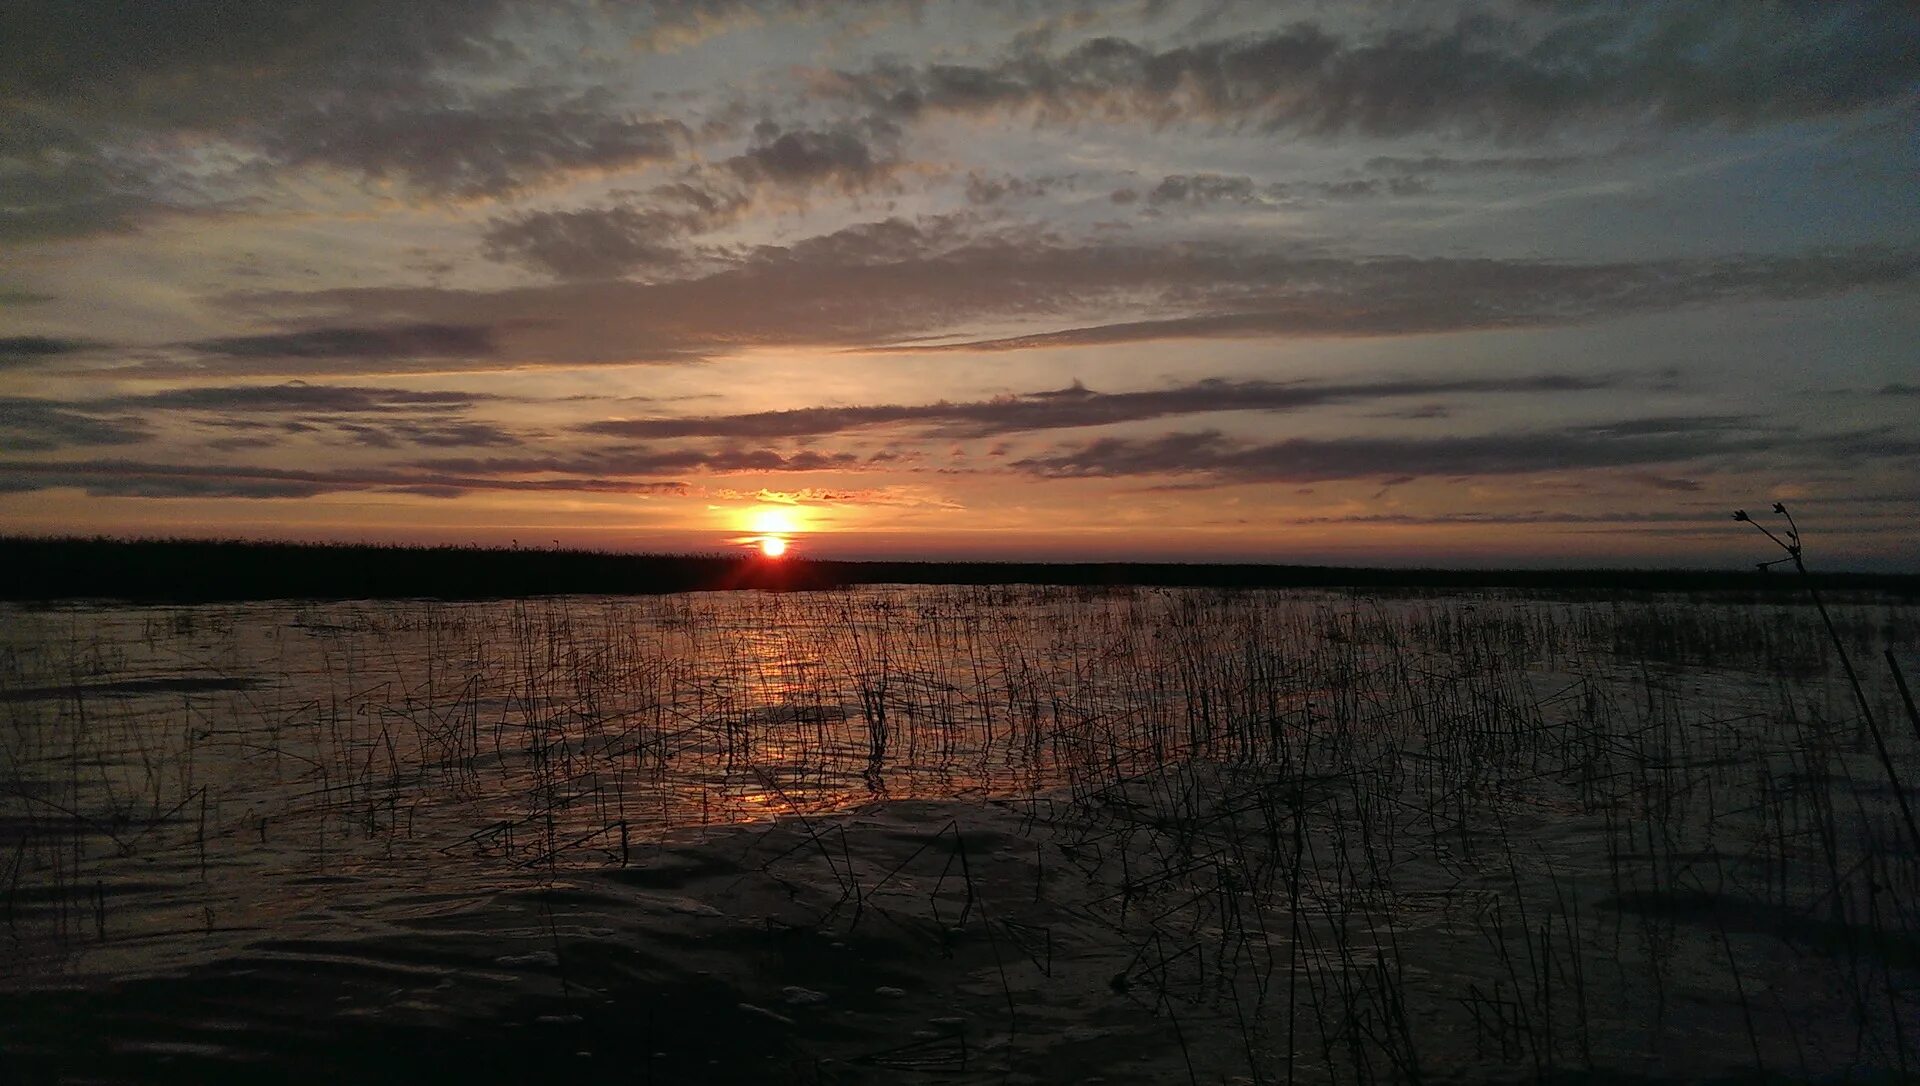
[3,587,1916,1083]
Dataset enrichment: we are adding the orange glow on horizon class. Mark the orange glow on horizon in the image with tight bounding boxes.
[745,506,804,536]
[759,536,788,558]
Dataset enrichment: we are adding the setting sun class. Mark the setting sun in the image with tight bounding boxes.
[759,536,788,558]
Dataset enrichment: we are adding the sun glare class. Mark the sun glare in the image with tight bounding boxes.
[747,507,801,535]
[759,536,788,558]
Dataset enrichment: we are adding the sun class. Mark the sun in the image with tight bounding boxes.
[758,536,788,558]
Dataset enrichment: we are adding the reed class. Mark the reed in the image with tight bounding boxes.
[1,581,1915,1080]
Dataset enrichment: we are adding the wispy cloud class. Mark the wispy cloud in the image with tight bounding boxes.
[0,335,92,367]
[222,230,1920,370]
[0,458,690,501]
[185,325,497,362]
[266,92,691,199]
[0,398,151,452]
[824,6,1920,138]
[1009,422,1919,486]
[582,374,1616,441]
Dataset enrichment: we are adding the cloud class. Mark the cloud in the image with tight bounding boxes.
[0,335,90,367]
[266,92,691,198]
[481,123,904,279]
[186,324,496,361]
[1371,403,1450,421]
[1623,472,1705,493]
[0,398,151,452]
[1365,154,1586,176]
[625,0,915,54]
[327,420,525,449]
[0,3,702,233]
[870,246,1920,353]
[232,218,1920,370]
[824,5,1920,139]
[963,172,1070,205]
[0,458,690,500]
[0,2,502,123]
[580,374,1617,441]
[0,115,179,242]
[724,120,899,190]
[484,205,705,279]
[1147,174,1260,206]
[413,445,868,477]
[1287,510,1716,527]
[0,382,528,455]
[707,485,958,509]
[105,382,496,413]
[0,2,526,234]
[1141,172,1424,208]
[1008,420,1919,485]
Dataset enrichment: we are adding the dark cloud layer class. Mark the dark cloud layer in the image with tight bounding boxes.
[414,445,870,478]
[1,1,519,236]
[187,324,496,361]
[0,458,690,500]
[267,94,690,199]
[1141,172,1426,207]
[0,120,172,242]
[485,205,705,279]
[0,336,90,367]
[876,245,1920,354]
[1365,154,1586,177]
[582,374,1614,441]
[0,438,868,499]
[0,2,764,242]
[0,1,501,120]
[230,219,1920,368]
[725,120,898,190]
[1010,422,1919,486]
[827,4,1920,139]
[1,383,519,455]
[0,398,151,452]
[483,122,901,278]
[110,383,494,413]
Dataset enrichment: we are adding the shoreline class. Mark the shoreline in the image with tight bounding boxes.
[5,536,1916,603]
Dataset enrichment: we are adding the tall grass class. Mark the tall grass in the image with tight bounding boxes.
[1,584,1915,1080]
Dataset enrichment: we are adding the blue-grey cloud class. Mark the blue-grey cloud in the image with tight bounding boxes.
[1009,421,1920,485]
[1365,154,1586,176]
[246,215,1920,369]
[0,398,151,452]
[725,120,900,189]
[266,93,691,199]
[580,374,1617,441]
[0,458,690,500]
[1,382,530,455]
[186,324,496,361]
[0,335,91,367]
[482,121,907,279]
[110,383,495,412]
[827,5,1920,138]
[484,203,718,280]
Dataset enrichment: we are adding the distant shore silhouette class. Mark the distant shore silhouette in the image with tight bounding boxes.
[3,536,1915,603]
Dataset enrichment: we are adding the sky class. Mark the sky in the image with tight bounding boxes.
[2,1,1917,568]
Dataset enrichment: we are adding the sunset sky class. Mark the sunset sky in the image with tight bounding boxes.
[2,1,1916,567]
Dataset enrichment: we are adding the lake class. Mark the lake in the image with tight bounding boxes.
[3,586,1916,1082]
